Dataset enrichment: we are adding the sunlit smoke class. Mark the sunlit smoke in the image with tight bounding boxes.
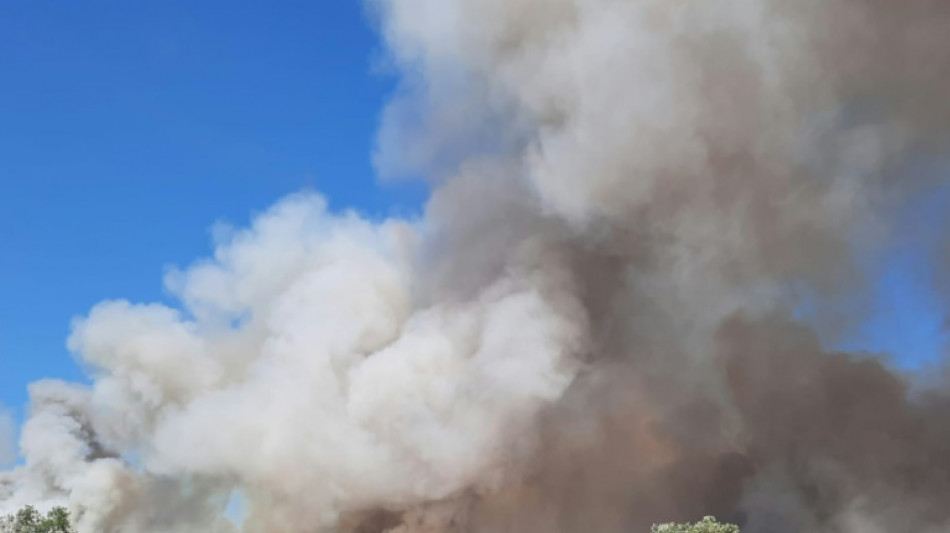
[3,1,950,532]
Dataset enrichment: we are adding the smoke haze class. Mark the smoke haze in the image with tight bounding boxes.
[3,0,950,532]
[0,409,14,470]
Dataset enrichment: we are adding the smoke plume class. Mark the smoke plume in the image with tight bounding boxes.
[4,0,950,531]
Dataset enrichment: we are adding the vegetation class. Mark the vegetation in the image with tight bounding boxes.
[0,504,736,533]
[652,516,740,533]
[0,506,75,533]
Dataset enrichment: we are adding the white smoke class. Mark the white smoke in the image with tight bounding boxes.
[2,194,586,532]
[4,0,950,532]
[0,408,14,469]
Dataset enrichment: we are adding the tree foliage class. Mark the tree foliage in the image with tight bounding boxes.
[652,516,740,533]
[0,506,75,533]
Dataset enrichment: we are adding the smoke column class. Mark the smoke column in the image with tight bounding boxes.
[4,0,950,531]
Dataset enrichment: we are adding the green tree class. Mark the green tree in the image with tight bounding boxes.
[13,506,41,533]
[652,516,740,533]
[38,507,73,533]
[0,506,74,533]
[0,514,13,533]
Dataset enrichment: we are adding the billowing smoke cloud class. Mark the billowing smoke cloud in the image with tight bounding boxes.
[3,0,950,532]
[0,408,15,469]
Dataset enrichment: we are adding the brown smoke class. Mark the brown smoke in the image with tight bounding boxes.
[427,315,950,533]
[355,0,950,531]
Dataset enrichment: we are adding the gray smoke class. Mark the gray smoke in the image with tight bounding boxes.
[3,0,950,532]
[0,409,14,470]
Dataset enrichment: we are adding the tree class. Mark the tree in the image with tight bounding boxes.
[13,506,41,533]
[39,507,73,533]
[652,516,740,533]
[0,506,74,533]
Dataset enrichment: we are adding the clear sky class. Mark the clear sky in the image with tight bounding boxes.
[1,2,947,439]
[0,2,424,425]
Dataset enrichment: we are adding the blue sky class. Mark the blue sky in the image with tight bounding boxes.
[840,177,950,370]
[1,2,947,443]
[0,2,424,424]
